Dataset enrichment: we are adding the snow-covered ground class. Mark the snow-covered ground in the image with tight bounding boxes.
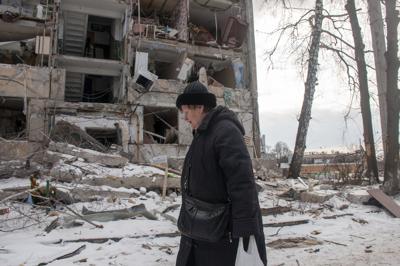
[0,189,181,266]
[1,147,400,266]
[261,193,400,266]
[1,179,400,266]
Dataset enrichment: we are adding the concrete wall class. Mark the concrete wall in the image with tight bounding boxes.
[54,109,143,153]
[0,140,43,161]
[26,100,144,149]
[0,64,65,100]
[129,144,188,163]
[126,77,254,149]
[27,99,47,142]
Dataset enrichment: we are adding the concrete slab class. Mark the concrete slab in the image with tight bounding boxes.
[300,190,339,203]
[81,175,180,190]
[0,140,43,161]
[346,189,372,204]
[48,142,128,167]
[0,64,64,100]
[50,164,83,182]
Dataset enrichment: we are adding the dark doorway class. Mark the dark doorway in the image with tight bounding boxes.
[0,97,26,139]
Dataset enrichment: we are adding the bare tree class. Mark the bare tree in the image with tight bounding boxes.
[367,0,388,155]
[288,0,324,178]
[264,1,381,180]
[383,0,399,195]
[346,0,379,183]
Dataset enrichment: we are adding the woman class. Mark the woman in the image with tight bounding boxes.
[175,81,267,266]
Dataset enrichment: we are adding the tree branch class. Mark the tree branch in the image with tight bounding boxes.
[323,8,361,18]
[321,29,355,49]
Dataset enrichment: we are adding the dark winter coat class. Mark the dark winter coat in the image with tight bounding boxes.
[176,106,267,266]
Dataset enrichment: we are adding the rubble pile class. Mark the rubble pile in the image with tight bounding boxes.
[0,140,181,203]
[1,140,400,265]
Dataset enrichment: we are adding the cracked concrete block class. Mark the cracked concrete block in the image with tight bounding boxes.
[0,140,43,161]
[346,189,372,204]
[129,144,188,163]
[81,175,180,190]
[135,91,178,107]
[49,142,128,167]
[0,64,64,100]
[50,164,83,182]
[153,79,185,93]
[27,99,46,142]
[168,157,185,172]
[300,190,339,203]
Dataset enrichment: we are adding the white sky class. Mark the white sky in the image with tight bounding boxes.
[253,0,382,151]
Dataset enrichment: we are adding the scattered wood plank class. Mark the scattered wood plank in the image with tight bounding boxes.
[309,236,347,246]
[352,218,368,224]
[350,234,366,239]
[0,207,10,215]
[48,231,181,245]
[55,237,123,244]
[45,217,60,233]
[367,189,400,217]
[38,244,86,265]
[80,203,157,221]
[0,188,38,204]
[322,213,353,219]
[264,219,309,227]
[264,182,278,188]
[145,163,181,175]
[323,239,347,246]
[297,176,309,189]
[261,206,292,216]
[0,248,11,254]
[267,237,322,249]
[161,204,180,214]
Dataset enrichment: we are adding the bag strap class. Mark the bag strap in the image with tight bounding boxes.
[184,132,198,195]
[183,131,231,203]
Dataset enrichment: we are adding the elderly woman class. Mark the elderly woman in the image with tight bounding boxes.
[175,81,267,266]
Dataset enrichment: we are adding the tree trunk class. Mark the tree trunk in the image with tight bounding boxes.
[288,0,323,178]
[346,0,379,183]
[367,0,387,155]
[383,0,400,195]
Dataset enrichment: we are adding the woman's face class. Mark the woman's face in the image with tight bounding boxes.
[180,105,206,129]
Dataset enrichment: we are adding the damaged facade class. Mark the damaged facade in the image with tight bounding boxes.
[0,0,260,162]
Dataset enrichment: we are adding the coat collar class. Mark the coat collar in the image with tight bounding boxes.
[196,106,223,133]
[195,106,245,135]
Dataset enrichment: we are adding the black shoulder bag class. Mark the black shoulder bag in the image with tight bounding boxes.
[178,164,231,242]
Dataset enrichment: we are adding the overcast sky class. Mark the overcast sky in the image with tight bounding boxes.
[253,0,382,151]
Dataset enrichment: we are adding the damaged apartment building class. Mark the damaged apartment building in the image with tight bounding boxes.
[0,0,261,162]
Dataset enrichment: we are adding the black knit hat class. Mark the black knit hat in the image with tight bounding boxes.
[176,81,217,109]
